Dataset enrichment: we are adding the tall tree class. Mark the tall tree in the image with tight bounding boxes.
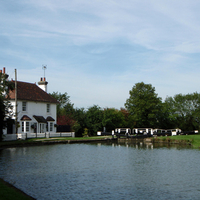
[125,82,162,128]
[86,105,103,136]
[0,72,14,141]
[49,92,74,117]
[49,92,76,132]
[73,107,87,137]
[120,108,134,128]
[102,108,126,132]
[164,93,200,131]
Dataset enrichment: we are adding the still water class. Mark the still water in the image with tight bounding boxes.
[0,142,200,200]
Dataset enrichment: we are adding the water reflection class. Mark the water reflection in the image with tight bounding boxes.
[89,140,193,150]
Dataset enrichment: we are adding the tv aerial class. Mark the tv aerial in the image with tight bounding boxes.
[42,65,47,78]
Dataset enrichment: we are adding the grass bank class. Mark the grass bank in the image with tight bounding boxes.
[0,136,115,149]
[0,178,35,200]
[153,135,200,148]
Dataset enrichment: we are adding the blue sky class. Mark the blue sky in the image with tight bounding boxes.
[1,0,200,109]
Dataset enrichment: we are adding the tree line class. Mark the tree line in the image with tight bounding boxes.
[0,74,199,139]
[50,82,200,136]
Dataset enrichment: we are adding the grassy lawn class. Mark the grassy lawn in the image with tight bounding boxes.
[156,134,200,148]
[0,178,35,200]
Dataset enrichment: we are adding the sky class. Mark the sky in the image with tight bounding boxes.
[1,0,200,109]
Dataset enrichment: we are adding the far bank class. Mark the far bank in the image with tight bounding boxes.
[1,135,200,149]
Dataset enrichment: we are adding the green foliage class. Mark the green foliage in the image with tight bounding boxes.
[157,135,200,148]
[73,107,87,137]
[0,73,14,141]
[82,128,89,137]
[0,178,34,200]
[164,93,200,131]
[85,105,103,136]
[102,108,126,132]
[125,82,162,128]
[51,84,200,136]
[49,92,74,117]
[72,121,81,133]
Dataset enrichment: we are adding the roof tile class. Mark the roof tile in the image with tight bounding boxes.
[9,81,58,104]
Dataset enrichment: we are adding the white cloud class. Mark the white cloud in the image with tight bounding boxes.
[1,0,200,108]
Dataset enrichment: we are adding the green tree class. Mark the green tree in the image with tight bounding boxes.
[73,107,87,137]
[120,108,135,129]
[156,99,176,129]
[164,93,200,131]
[50,92,76,133]
[49,92,74,117]
[102,108,126,132]
[85,105,103,136]
[125,82,162,128]
[0,73,14,141]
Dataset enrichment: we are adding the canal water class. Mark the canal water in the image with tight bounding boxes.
[0,142,200,200]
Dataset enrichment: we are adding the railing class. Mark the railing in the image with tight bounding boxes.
[17,132,75,140]
[49,132,75,137]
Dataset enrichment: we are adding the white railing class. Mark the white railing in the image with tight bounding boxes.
[50,132,75,137]
[17,132,75,140]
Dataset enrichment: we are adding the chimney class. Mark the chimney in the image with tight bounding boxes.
[38,77,48,92]
[0,67,8,78]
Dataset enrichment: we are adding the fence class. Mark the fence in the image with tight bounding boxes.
[2,132,75,141]
[17,132,75,140]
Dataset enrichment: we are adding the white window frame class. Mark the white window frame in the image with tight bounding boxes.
[50,122,53,131]
[21,121,30,133]
[26,122,30,132]
[22,102,27,112]
[22,121,24,132]
[47,104,50,113]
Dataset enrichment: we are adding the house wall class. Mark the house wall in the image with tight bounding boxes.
[10,100,57,134]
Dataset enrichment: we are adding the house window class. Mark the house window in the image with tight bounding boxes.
[21,121,30,132]
[26,122,30,132]
[50,122,53,131]
[46,123,48,131]
[22,102,27,112]
[47,104,50,113]
[22,121,24,132]
[41,124,44,132]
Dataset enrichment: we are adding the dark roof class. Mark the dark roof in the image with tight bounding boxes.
[33,115,47,123]
[46,116,55,121]
[9,81,58,104]
[21,115,32,121]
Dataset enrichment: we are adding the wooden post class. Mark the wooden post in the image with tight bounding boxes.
[15,69,18,134]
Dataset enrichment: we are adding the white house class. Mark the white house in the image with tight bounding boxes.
[2,68,58,137]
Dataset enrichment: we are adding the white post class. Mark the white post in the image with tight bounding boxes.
[24,121,26,133]
[112,130,114,139]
